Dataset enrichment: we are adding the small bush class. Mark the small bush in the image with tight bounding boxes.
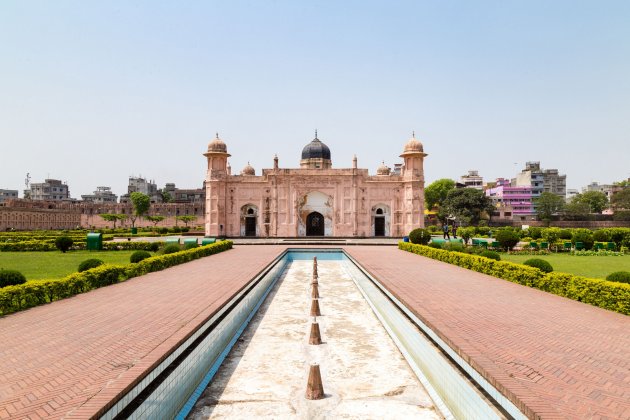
[558,229,573,240]
[442,242,465,252]
[130,250,152,263]
[78,259,105,272]
[495,229,520,250]
[0,270,26,288]
[606,271,630,284]
[162,244,181,254]
[592,230,611,242]
[572,229,594,250]
[184,242,198,250]
[55,236,74,253]
[480,251,501,261]
[158,227,169,234]
[149,242,160,252]
[428,242,443,249]
[529,227,543,240]
[409,228,431,245]
[523,258,553,273]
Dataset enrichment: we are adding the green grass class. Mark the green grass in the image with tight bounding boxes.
[0,251,145,280]
[500,253,630,279]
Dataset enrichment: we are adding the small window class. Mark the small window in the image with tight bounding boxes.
[376,208,383,215]
[247,208,254,215]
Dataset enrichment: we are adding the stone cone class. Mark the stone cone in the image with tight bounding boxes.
[310,298,321,317]
[311,273,318,285]
[313,266,318,276]
[306,364,325,400]
[311,283,319,298]
[309,322,322,345]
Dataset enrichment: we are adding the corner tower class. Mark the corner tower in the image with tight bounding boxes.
[204,133,231,236]
[399,132,428,231]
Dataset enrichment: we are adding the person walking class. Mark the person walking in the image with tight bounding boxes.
[452,223,458,239]
[442,222,450,240]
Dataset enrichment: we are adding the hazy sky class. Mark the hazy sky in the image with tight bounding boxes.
[1,1,629,198]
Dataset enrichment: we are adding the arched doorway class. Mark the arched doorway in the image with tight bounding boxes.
[375,208,385,236]
[306,212,324,236]
[241,204,258,237]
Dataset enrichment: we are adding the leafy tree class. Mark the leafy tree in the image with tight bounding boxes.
[564,201,590,221]
[160,190,172,203]
[457,226,475,245]
[614,180,630,187]
[99,213,127,229]
[535,192,565,223]
[175,215,196,227]
[130,192,151,228]
[495,229,520,251]
[424,179,456,210]
[611,188,630,210]
[440,188,493,226]
[146,215,166,227]
[572,191,608,213]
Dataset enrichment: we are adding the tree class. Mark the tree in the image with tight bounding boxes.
[160,190,172,203]
[424,179,456,210]
[55,236,74,253]
[611,188,630,210]
[99,213,127,229]
[146,215,166,227]
[572,191,608,213]
[175,215,196,227]
[535,192,565,223]
[440,188,493,226]
[563,201,590,220]
[129,192,151,228]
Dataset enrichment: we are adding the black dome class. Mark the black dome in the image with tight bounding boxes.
[301,137,331,160]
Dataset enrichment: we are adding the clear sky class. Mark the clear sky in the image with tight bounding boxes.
[1,1,629,198]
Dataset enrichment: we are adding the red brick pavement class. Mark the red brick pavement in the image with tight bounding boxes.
[0,245,286,420]
[345,246,630,420]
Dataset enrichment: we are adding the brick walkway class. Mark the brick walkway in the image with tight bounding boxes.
[345,247,630,420]
[1,245,629,419]
[0,246,286,420]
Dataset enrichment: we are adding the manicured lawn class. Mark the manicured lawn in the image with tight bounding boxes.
[500,253,630,279]
[0,251,145,280]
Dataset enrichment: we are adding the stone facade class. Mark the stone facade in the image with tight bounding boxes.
[204,133,427,237]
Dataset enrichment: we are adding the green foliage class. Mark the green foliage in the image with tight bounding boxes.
[572,228,595,250]
[611,188,630,210]
[184,242,199,250]
[130,250,152,263]
[535,192,565,222]
[613,210,630,221]
[440,188,493,226]
[572,191,608,214]
[495,229,520,250]
[480,250,501,261]
[55,236,74,253]
[528,227,543,239]
[606,271,630,284]
[0,270,26,288]
[542,227,562,244]
[399,242,630,315]
[78,259,105,272]
[146,215,166,226]
[99,214,127,229]
[130,192,151,228]
[592,230,611,242]
[457,227,474,245]
[175,215,197,227]
[564,201,591,220]
[424,178,456,210]
[102,241,163,251]
[0,241,233,316]
[428,242,442,249]
[442,242,465,252]
[162,244,182,254]
[523,258,554,273]
[409,228,431,245]
[559,229,573,240]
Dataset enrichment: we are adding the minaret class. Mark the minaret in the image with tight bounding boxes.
[204,133,231,236]
[352,155,357,169]
[273,154,279,170]
[399,131,428,232]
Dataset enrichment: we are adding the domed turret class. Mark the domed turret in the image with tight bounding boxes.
[241,162,255,176]
[403,132,423,154]
[300,130,332,169]
[207,133,228,154]
[377,161,390,176]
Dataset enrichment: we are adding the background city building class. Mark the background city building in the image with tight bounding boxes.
[26,179,71,201]
[459,170,484,190]
[0,189,18,203]
[80,186,118,203]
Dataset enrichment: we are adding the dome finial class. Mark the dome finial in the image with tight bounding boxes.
[216,132,219,139]
[315,129,318,139]
[412,130,415,138]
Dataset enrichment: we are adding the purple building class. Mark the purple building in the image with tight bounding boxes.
[486,178,535,221]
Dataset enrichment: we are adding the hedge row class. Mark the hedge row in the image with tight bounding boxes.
[0,240,164,252]
[0,235,114,242]
[399,242,630,315]
[102,241,165,251]
[0,241,233,315]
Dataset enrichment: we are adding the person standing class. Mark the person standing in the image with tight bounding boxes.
[452,223,458,239]
[442,222,450,240]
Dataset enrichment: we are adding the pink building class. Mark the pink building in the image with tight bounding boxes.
[486,179,535,221]
[204,133,427,237]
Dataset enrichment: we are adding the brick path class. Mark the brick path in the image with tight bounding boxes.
[1,245,629,419]
[345,247,630,420]
[0,246,286,420]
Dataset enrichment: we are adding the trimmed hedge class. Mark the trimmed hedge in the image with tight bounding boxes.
[523,258,554,273]
[130,250,152,263]
[399,242,630,315]
[606,271,630,284]
[0,270,27,288]
[103,241,163,251]
[480,250,501,261]
[0,240,162,252]
[0,241,233,316]
[78,259,105,272]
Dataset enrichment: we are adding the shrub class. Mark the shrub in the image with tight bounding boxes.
[559,229,573,240]
[542,227,562,244]
[427,225,440,234]
[130,250,152,263]
[529,227,543,239]
[480,251,501,261]
[592,229,611,242]
[78,259,105,272]
[0,270,26,288]
[159,227,169,234]
[572,229,594,250]
[495,229,520,250]
[442,242,465,252]
[458,227,474,245]
[162,244,182,254]
[428,242,442,249]
[184,242,198,250]
[409,228,431,245]
[55,236,74,253]
[606,271,630,284]
[475,226,491,236]
[523,258,553,273]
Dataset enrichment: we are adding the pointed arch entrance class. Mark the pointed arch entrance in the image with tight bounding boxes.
[306,212,325,236]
